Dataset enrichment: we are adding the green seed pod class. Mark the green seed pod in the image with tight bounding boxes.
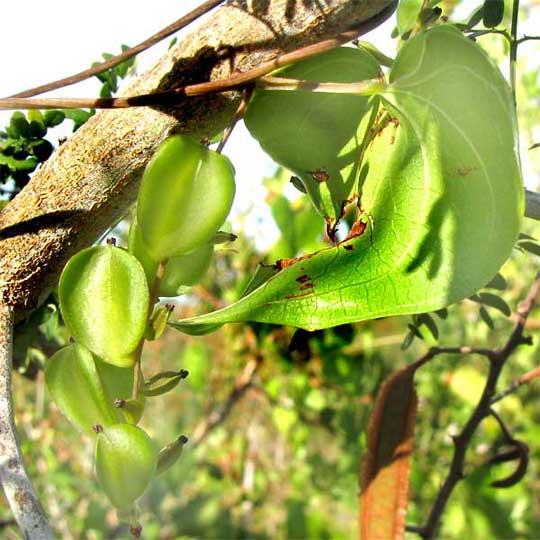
[483,0,505,28]
[137,135,236,261]
[59,245,150,368]
[160,243,214,297]
[156,435,188,475]
[115,398,145,425]
[45,344,119,432]
[245,47,381,223]
[95,424,157,511]
[128,216,158,288]
[145,304,174,341]
[94,357,135,403]
[143,369,189,397]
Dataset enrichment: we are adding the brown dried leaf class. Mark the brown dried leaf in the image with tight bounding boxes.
[359,362,420,540]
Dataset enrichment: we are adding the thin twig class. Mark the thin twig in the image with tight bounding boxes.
[415,275,539,540]
[190,356,261,446]
[0,7,396,112]
[516,34,540,44]
[9,0,227,98]
[0,304,54,539]
[132,260,167,400]
[491,366,540,404]
[216,86,254,154]
[509,0,520,101]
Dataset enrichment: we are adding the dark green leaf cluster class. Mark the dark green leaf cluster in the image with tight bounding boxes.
[0,110,62,195]
[92,44,135,98]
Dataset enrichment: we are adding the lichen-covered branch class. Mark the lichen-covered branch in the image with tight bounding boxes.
[0,0,396,318]
[0,305,54,540]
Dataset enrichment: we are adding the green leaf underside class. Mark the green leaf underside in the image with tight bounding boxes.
[244,47,381,221]
[171,26,523,334]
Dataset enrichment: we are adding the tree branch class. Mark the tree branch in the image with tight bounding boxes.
[415,275,539,540]
[0,0,397,317]
[0,304,54,539]
[190,356,261,446]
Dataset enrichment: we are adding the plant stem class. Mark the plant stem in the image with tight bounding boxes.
[0,4,397,112]
[132,260,166,400]
[509,0,520,102]
[0,304,54,539]
[256,76,386,95]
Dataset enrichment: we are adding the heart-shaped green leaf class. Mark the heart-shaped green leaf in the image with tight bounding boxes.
[137,135,236,261]
[245,47,381,224]
[45,344,120,432]
[171,25,523,334]
[59,245,150,367]
[95,424,157,511]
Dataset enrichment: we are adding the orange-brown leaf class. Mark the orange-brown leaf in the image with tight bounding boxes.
[359,362,419,540]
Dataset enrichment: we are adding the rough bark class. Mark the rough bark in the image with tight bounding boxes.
[0,0,395,317]
[0,305,54,540]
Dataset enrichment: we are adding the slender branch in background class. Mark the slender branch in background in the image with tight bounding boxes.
[0,305,54,540]
[509,0,520,101]
[9,0,226,98]
[0,17,394,112]
[411,275,540,540]
[524,189,540,221]
[216,86,254,154]
[190,356,261,446]
[517,35,540,44]
[490,366,540,404]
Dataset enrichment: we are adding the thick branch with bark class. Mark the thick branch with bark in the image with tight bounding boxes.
[0,306,53,540]
[0,0,396,317]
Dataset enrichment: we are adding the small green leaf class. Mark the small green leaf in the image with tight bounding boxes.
[45,344,119,432]
[476,292,511,316]
[9,112,31,138]
[95,424,157,511]
[397,0,423,35]
[479,305,494,329]
[483,0,505,28]
[43,110,66,128]
[485,273,507,290]
[517,240,540,256]
[417,313,439,340]
[59,245,150,367]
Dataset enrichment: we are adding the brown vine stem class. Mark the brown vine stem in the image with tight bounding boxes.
[415,275,540,540]
[9,0,226,98]
[0,3,397,112]
[216,86,254,154]
[0,304,54,539]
